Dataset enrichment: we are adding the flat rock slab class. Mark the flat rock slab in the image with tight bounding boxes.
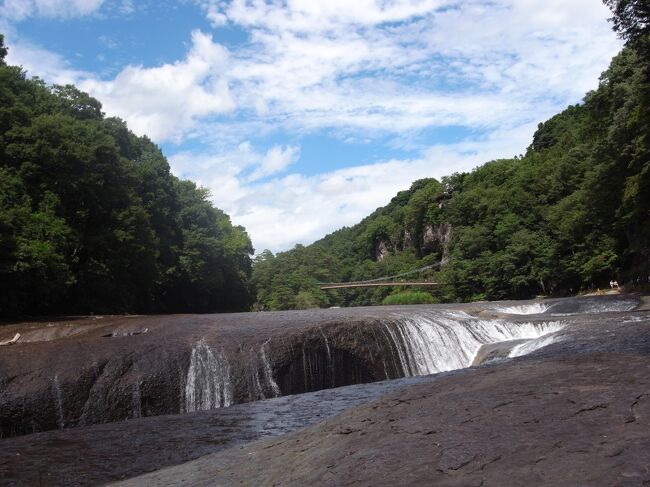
[0,375,434,486]
[1,295,648,486]
[113,352,650,487]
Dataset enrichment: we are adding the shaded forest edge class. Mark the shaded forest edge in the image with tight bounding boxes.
[0,35,254,316]
[252,2,650,310]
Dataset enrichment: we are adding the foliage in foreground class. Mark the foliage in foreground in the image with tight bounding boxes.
[0,36,254,316]
[382,292,437,306]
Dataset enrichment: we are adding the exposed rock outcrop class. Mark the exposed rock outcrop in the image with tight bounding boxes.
[421,222,451,258]
[373,240,391,261]
[403,229,414,249]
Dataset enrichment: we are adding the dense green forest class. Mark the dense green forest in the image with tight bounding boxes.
[0,35,254,316]
[1,1,647,315]
[252,2,650,310]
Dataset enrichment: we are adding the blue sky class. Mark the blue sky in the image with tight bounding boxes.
[1,0,621,252]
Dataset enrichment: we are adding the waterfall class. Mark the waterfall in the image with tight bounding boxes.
[52,375,65,429]
[496,297,638,316]
[181,313,563,413]
[183,339,233,413]
[385,311,564,377]
[260,340,280,398]
[548,298,638,315]
[382,323,414,376]
[319,327,337,383]
[251,363,265,401]
[131,381,142,419]
[247,340,282,401]
[302,341,313,391]
[509,333,562,357]
[496,303,550,315]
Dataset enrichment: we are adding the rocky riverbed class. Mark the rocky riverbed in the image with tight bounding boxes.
[1,294,649,486]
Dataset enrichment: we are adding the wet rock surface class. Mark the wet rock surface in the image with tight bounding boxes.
[0,309,410,436]
[0,297,589,437]
[0,294,648,486]
[113,351,650,487]
[0,375,433,486]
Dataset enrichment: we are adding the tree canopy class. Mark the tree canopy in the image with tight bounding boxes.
[3,0,650,315]
[0,43,253,316]
[604,0,650,42]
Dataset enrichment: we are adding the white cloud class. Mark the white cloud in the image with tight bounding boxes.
[216,0,620,139]
[118,0,134,15]
[171,121,538,253]
[1,0,105,21]
[78,30,235,141]
[248,145,300,181]
[6,40,89,84]
[2,0,625,251]
[6,1,621,144]
[224,0,450,31]
[168,142,300,212]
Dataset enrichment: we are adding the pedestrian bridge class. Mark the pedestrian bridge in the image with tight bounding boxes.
[320,281,440,290]
[318,263,442,290]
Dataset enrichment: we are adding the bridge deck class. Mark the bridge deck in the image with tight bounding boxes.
[320,282,440,290]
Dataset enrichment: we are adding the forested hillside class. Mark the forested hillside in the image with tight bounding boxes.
[252,6,650,310]
[0,36,253,316]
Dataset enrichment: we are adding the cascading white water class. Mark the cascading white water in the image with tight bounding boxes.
[320,328,332,365]
[260,341,280,397]
[248,340,282,401]
[549,299,638,315]
[497,303,550,315]
[184,338,233,413]
[180,312,564,413]
[385,311,564,376]
[508,333,561,358]
[52,375,65,429]
[132,381,142,419]
[495,297,638,316]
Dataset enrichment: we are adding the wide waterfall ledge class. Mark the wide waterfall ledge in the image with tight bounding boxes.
[0,294,637,438]
[382,311,564,375]
[181,311,566,417]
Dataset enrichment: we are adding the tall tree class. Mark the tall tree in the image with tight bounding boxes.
[0,44,254,316]
[603,0,650,43]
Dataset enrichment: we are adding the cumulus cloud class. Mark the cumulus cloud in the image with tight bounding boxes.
[6,1,620,143]
[1,0,105,21]
[248,145,300,181]
[216,0,619,139]
[2,0,624,251]
[169,142,300,214]
[78,30,235,141]
[6,40,89,84]
[170,122,538,252]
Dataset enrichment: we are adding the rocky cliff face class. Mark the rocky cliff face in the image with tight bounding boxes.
[373,240,392,261]
[373,222,452,262]
[421,222,452,260]
[0,312,402,436]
